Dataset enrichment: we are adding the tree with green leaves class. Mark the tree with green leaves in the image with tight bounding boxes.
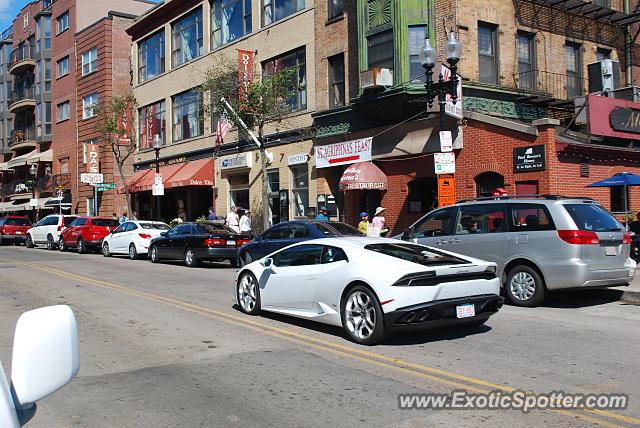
[200,59,299,231]
[93,92,137,217]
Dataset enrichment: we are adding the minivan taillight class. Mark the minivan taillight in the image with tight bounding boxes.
[623,232,632,245]
[203,238,225,246]
[557,230,600,245]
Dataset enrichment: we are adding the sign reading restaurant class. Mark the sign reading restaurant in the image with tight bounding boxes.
[513,145,545,173]
[315,137,372,169]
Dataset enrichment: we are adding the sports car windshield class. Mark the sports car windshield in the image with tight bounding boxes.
[364,243,468,266]
[314,222,364,236]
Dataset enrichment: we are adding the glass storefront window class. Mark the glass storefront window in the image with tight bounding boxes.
[229,173,249,211]
[290,164,308,218]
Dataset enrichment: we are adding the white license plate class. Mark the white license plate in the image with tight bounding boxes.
[456,303,475,318]
[227,240,236,246]
[605,246,617,256]
[15,231,22,234]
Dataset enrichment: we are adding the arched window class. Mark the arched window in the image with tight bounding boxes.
[407,177,437,213]
[475,172,504,197]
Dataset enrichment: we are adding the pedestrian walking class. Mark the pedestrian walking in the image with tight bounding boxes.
[357,212,370,234]
[119,212,129,224]
[225,206,240,233]
[239,210,252,237]
[372,207,388,236]
[316,206,329,221]
[207,207,217,220]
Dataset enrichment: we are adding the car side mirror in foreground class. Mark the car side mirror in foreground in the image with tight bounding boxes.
[11,305,80,407]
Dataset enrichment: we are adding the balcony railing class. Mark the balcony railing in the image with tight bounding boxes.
[9,126,36,146]
[513,70,589,101]
[10,45,35,69]
[9,86,35,106]
[0,178,33,197]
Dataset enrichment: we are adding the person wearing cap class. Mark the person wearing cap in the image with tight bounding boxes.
[372,207,389,236]
[316,205,329,221]
[357,212,370,234]
[239,210,252,237]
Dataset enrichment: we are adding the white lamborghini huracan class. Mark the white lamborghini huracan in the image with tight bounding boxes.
[234,237,503,344]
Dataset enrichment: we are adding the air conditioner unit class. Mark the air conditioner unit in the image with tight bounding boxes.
[609,86,640,103]
[360,68,393,90]
[587,59,621,93]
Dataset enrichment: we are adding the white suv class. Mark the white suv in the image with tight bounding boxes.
[26,215,77,250]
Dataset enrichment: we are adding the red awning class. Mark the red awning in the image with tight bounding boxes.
[339,162,388,191]
[127,162,185,193]
[167,158,214,188]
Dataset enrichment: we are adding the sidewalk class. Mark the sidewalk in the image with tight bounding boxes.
[610,269,640,303]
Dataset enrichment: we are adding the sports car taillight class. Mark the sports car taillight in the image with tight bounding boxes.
[557,230,600,245]
[623,232,632,245]
[138,233,152,239]
[203,238,225,246]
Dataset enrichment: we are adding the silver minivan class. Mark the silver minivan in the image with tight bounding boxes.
[395,195,636,306]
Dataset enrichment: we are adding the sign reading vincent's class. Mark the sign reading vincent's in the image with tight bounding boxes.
[610,107,640,134]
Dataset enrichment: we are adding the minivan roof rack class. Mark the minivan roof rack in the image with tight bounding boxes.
[455,194,595,204]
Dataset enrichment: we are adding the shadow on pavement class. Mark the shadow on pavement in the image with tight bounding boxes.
[538,288,626,308]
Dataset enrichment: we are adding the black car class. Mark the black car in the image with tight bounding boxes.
[238,220,364,266]
[148,221,251,267]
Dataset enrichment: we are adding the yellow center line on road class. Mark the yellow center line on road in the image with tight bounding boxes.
[2,257,637,428]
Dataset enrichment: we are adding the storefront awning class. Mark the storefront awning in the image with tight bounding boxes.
[167,158,214,188]
[27,149,53,164]
[7,151,36,169]
[0,162,9,171]
[339,162,388,191]
[0,202,29,212]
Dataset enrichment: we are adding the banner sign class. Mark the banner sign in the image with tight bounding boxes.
[434,152,456,174]
[238,50,254,103]
[513,145,545,173]
[86,143,99,173]
[315,137,372,169]
[437,173,456,207]
[118,104,132,145]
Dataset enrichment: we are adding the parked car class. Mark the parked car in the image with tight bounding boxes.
[238,220,364,266]
[59,217,120,253]
[235,237,503,345]
[25,214,78,250]
[1,305,79,428]
[394,195,636,306]
[148,221,251,267]
[102,220,170,259]
[0,216,32,245]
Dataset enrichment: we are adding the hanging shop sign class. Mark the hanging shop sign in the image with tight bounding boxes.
[513,145,545,173]
[315,137,372,169]
[80,173,103,184]
[238,50,254,104]
[288,153,309,166]
[220,153,252,171]
[437,173,456,207]
[434,152,456,174]
[86,143,100,173]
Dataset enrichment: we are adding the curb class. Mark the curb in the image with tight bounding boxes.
[621,290,640,303]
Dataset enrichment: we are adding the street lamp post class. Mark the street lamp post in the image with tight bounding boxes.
[420,31,463,130]
[153,134,162,221]
[29,164,36,223]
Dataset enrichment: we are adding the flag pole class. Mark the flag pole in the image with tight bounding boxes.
[220,97,261,149]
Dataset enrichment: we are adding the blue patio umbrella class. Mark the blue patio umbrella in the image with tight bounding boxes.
[586,172,640,230]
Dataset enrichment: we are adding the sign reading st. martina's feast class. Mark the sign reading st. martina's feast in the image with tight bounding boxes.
[315,137,372,169]
[513,145,546,173]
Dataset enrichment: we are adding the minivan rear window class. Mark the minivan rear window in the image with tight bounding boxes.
[364,243,468,266]
[563,204,622,232]
[5,218,30,226]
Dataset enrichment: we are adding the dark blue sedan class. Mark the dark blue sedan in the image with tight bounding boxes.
[237,220,364,265]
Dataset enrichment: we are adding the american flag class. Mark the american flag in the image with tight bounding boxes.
[216,113,232,151]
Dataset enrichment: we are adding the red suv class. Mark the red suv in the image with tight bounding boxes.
[59,217,120,253]
[0,216,32,245]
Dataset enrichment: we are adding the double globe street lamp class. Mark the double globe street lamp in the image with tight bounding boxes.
[153,134,162,220]
[419,31,463,130]
[29,164,37,223]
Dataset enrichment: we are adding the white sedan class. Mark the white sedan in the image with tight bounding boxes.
[102,220,170,259]
[234,237,503,345]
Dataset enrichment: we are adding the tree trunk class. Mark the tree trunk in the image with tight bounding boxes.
[259,123,270,232]
[115,157,133,217]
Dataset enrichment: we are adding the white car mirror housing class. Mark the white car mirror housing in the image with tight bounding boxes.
[260,257,273,268]
[11,305,80,406]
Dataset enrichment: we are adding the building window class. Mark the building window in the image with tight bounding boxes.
[82,48,98,76]
[328,0,343,19]
[291,164,309,218]
[172,8,203,68]
[57,56,69,77]
[267,169,281,225]
[211,0,252,49]
[566,42,582,98]
[407,177,437,213]
[82,94,98,119]
[517,32,535,90]
[138,31,165,83]
[263,0,304,26]
[475,171,504,197]
[328,53,345,108]
[44,101,51,134]
[408,25,427,83]
[44,59,51,91]
[139,100,166,150]
[597,48,611,62]
[172,90,203,141]
[478,22,498,84]
[229,173,250,211]
[36,16,51,51]
[367,29,393,70]
[57,101,70,122]
[263,47,307,111]
[56,11,69,34]
[611,187,630,213]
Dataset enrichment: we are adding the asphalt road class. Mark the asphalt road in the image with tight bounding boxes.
[0,244,638,428]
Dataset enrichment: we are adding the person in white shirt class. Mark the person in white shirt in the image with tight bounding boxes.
[225,206,240,233]
[239,210,252,237]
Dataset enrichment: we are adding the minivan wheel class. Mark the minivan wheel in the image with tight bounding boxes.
[46,235,56,250]
[505,265,545,307]
[341,286,386,345]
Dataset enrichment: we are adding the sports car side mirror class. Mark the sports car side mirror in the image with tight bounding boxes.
[260,257,273,268]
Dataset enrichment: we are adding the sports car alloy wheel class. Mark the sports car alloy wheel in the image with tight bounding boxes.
[341,286,385,345]
[102,242,111,257]
[237,272,260,315]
